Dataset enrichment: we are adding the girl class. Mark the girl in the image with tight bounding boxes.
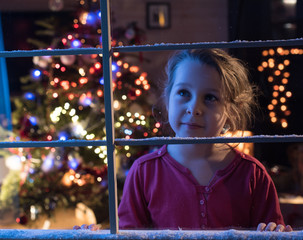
[117,49,292,232]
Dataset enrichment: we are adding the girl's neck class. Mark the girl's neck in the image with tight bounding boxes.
[167,143,232,163]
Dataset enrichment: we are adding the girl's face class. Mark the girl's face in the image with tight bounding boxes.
[167,59,228,138]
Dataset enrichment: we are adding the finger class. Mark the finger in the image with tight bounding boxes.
[275,224,285,232]
[73,225,81,230]
[265,222,277,231]
[257,223,266,231]
[81,224,89,229]
[88,224,100,231]
[285,225,293,232]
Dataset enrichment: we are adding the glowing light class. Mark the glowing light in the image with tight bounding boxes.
[155,122,161,128]
[135,79,141,85]
[134,112,140,118]
[60,80,70,90]
[126,112,131,117]
[284,59,290,66]
[278,64,284,70]
[53,93,59,98]
[24,92,35,100]
[112,63,118,72]
[284,72,290,78]
[99,78,104,85]
[269,49,275,55]
[153,128,159,133]
[122,95,127,100]
[68,94,74,100]
[79,68,85,76]
[144,84,150,90]
[29,116,37,126]
[258,66,264,72]
[130,66,139,73]
[277,47,283,54]
[279,85,285,92]
[282,78,288,84]
[113,100,120,109]
[124,129,133,135]
[115,122,121,128]
[79,77,88,84]
[280,97,286,103]
[97,90,103,97]
[58,131,69,140]
[72,115,79,122]
[119,116,125,121]
[274,70,281,76]
[86,12,97,25]
[32,69,42,79]
[286,91,292,97]
[126,153,131,158]
[262,50,268,56]
[273,85,279,91]
[68,157,79,170]
[271,117,277,123]
[268,104,274,110]
[281,120,288,128]
[54,77,60,83]
[136,120,141,125]
[281,105,287,111]
[273,91,279,97]
[269,112,275,117]
[123,63,129,69]
[95,62,101,69]
[268,76,274,82]
[71,39,81,48]
[135,89,142,96]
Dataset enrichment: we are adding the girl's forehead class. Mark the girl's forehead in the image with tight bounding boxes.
[173,59,221,86]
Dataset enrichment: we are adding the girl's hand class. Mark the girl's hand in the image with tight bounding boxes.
[73,224,100,231]
[257,222,293,232]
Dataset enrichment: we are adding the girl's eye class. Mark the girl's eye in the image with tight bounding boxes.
[205,94,218,102]
[178,89,190,97]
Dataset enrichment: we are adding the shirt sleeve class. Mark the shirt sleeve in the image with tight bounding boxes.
[118,160,152,229]
[250,166,285,227]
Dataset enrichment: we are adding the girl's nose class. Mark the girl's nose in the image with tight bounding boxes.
[186,106,202,116]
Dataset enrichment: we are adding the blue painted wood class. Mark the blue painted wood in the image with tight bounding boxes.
[100,0,119,234]
[0,13,12,130]
[0,229,302,239]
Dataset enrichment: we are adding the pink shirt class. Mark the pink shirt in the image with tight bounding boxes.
[118,145,284,230]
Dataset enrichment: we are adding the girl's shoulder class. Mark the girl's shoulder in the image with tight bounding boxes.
[133,145,167,166]
[234,149,267,172]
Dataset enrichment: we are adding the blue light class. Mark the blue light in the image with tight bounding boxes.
[112,63,118,72]
[68,157,79,170]
[32,69,42,78]
[99,77,104,85]
[58,131,69,140]
[24,92,36,100]
[71,39,81,48]
[83,98,92,106]
[124,129,133,135]
[86,12,96,25]
[97,11,101,19]
[29,116,37,126]
[42,155,55,172]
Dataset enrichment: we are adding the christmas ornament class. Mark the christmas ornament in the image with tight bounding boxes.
[60,55,76,66]
[48,0,64,11]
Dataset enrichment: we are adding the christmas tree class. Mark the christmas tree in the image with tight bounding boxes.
[4,0,162,226]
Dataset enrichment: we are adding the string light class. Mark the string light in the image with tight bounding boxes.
[258,47,301,128]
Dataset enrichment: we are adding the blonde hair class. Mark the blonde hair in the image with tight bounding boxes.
[156,49,257,132]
